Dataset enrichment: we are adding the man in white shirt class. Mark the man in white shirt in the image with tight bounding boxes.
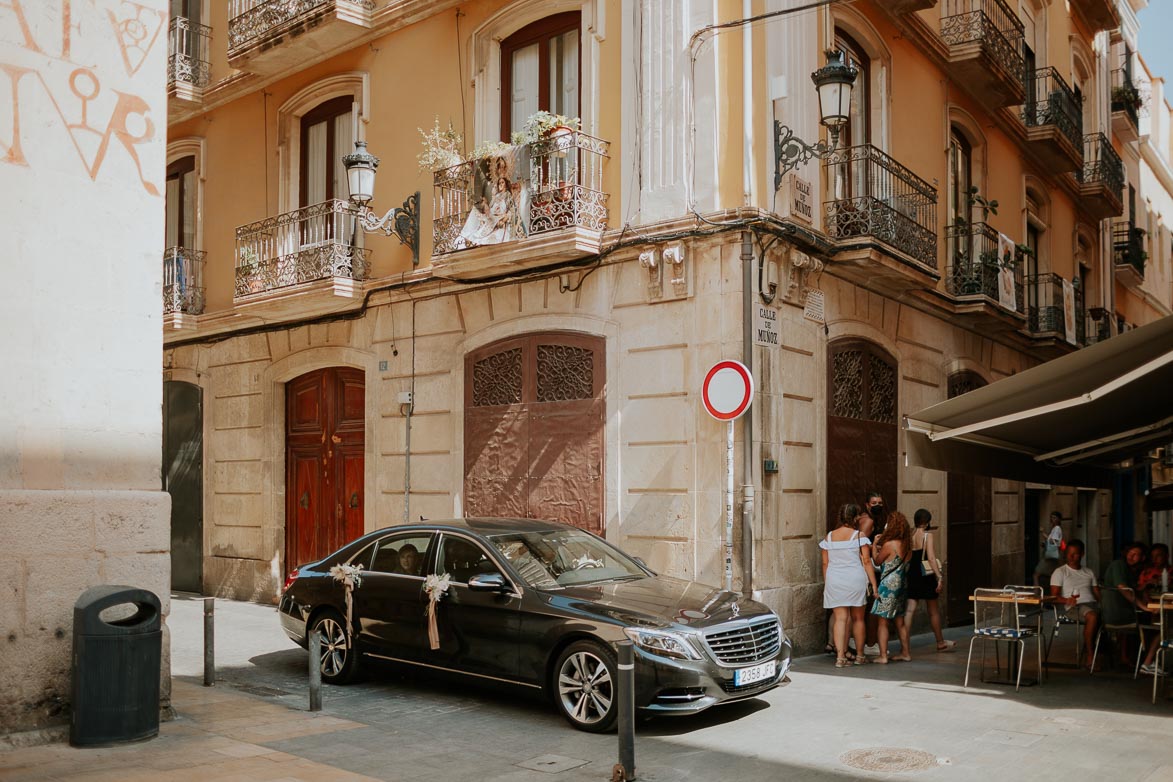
[1049,539,1101,668]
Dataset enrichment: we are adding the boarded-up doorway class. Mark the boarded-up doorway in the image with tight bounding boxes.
[464,333,604,532]
[825,340,898,533]
[945,371,992,625]
[164,380,203,593]
[285,367,365,569]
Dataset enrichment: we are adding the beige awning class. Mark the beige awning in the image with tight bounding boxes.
[904,315,1173,489]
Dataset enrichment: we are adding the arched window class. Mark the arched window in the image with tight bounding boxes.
[500,12,580,141]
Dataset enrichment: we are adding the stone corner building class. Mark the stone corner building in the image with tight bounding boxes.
[0,1,172,735]
[161,0,1171,654]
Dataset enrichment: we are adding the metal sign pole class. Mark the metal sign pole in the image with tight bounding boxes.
[725,419,734,592]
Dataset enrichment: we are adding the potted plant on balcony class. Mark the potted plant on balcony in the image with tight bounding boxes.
[513,111,580,147]
[1111,85,1143,113]
[417,116,464,173]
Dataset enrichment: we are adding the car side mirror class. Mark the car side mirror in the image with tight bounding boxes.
[468,572,508,592]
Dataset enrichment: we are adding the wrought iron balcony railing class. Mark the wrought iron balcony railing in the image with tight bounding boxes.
[940,0,1024,81]
[234,199,369,297]
[432,131,610,256]
[1085,307,1112,345]
[167,17,211,89]
[163,247,206,315]
[944,221,1023,312]
[1111,67,1141,127]
[1024,273,1082,339]
[1022,67,1082,150]
[822,144,938,269]
[1112,220,1146,277]
[1078,133,1124,193]
[228,0,373,53]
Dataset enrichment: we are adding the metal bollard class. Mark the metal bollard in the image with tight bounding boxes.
[308,630,322,712]
[203,598,215,687]
[617,641,636,780]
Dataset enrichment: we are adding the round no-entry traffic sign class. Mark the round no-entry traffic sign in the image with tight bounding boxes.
[702,360,754,421]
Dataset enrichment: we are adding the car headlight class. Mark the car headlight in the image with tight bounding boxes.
[623,627,702,660]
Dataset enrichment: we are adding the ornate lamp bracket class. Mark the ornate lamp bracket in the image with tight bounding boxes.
[774,122,838,191]
[356,191,421,265]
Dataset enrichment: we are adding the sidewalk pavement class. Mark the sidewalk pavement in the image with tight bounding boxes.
[2,594,1173,781]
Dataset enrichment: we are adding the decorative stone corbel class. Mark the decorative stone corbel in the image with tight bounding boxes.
[783,247,824,306]
[663,245,687,296]
[638,249,662,299]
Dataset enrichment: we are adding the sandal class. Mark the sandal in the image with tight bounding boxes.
[825,644,837,656]
[873,657,890,664]
[844,650,857,661]
[936,641,957,653]
[835,658,849,668]
[853,656,870,665]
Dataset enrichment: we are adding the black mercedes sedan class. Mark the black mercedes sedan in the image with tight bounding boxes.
[279,518,792,732]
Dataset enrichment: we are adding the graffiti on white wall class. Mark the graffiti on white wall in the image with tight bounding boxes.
[0,0,165,195]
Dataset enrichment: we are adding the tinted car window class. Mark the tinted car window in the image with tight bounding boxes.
[370,534,432,575]
[350,542,376,570]
[437,535,497,583]
[488,529,645,588]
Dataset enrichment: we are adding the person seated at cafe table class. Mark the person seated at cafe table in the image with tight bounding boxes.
[1138,543,1171,676]
[1101,542,1148,666]
[1050,539,1102,670]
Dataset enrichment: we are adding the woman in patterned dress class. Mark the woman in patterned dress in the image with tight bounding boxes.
[870,511,912,663]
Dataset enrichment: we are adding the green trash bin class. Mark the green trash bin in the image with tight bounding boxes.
[70,585,161,747]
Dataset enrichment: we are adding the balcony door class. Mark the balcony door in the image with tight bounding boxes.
[285,367,365,570]
[298,96,354,252]
[165,155,196,252]
[500,13,580,141]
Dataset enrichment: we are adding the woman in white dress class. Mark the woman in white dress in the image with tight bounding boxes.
[821,503,880,667]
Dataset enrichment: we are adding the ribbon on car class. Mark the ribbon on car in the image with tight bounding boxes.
[328,563,364,648]
[424,573,452,650]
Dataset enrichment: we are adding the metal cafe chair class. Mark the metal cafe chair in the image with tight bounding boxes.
[965,587,1044,692]
[1090,586,1147,678]
[1004,584,1049,678]
[1153,593,1173,705]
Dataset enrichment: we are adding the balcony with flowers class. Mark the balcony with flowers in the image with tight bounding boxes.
[944,218,1026,331]
[426,114,610,281]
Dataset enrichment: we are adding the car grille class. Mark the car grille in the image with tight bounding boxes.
[703,617,782,665]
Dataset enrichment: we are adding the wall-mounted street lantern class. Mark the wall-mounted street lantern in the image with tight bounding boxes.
[774,49,858,191]
[342,140,420,264]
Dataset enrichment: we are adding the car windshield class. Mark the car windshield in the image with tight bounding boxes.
[487,529,646,589]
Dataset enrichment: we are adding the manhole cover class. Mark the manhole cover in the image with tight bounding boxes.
[840,748,937,773]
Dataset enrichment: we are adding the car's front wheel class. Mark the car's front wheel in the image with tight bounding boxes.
[553,640,619,732]
[310,609,361,684]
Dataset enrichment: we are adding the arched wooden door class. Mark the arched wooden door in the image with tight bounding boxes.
[285,367,365,568]
[464,333,604,532]
[945,371,992,625]
[826,340,898,533]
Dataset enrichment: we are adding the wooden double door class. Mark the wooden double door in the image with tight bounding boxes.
[464,333,604,533]
[286,367,365,569]
[825,340,898,534]
[945,372,992,625]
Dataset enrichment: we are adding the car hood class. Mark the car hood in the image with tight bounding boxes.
[550,575,776,631]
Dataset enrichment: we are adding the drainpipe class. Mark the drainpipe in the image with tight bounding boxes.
[403,396,413,524]
[741,230,756,594]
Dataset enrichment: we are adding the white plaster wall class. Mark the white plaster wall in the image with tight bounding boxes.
[0,0,171,735]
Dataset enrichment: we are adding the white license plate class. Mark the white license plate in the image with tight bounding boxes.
[734,660,776,686]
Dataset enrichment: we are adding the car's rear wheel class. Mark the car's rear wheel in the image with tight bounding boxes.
[553,640,618,732]
[310,609,360,684]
